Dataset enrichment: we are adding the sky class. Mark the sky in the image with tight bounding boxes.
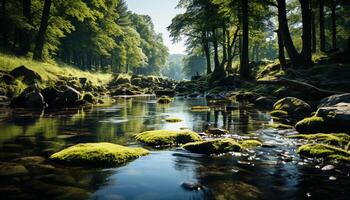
[125,0,186,55]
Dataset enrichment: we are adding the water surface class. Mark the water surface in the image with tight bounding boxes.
[0,97,349,200]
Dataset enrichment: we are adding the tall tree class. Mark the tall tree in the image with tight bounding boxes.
[300,0,312,65]
[319,0,326,52]
[33,0,52,60]
[240,0,250,79]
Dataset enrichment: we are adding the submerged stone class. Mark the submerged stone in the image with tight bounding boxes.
[136,130,202,147]
[205,128,229,135]
[0,162,29,176]
[157,96,172,104]
[181,181,202,191]
[239,140,263,148]
[182,138,242,154]
[165,117,183,123]
[50,143,149,166]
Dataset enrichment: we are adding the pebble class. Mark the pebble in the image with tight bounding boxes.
[321,165,335,171]
[181,181,202,191]
[329,176,337,181]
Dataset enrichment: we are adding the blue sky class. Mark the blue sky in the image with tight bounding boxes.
[125,0,186,54]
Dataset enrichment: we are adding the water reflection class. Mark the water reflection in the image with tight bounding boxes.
[0,97,349,200]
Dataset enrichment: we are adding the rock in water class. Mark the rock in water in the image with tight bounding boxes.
[181,181,202,190]
[321,165,335,171]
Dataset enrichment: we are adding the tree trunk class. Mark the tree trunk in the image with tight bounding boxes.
[277,28,287,68]
[20,0,32,55]
[311,4,316,53]
[319,0,326,52]
[1,0,7,46]
[300,0,312,65]
[277,0,304,67]
[222,23,227,63]
[33,0,52,60]
[211,28,226,80]
[240,0,250,80]
[202,31,212,74]
[331,2,337,50]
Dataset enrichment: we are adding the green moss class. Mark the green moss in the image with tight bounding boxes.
[183,138,242,154]
[270,110,288,117]
[165,117,183,123]
[273,97,311,116]
[49,143,149,166]
[346,142,350,151]
[295,116,326,134]
[297,143,350,162]
[239,140,262,148]
[135,130,202,147]
[269,123,294,129]
[191,106,210,111]
[289,133,350,148]
[157,96,172,104]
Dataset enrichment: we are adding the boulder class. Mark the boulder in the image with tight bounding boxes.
[273,97,312,117]
[295,103,350,134]
[0,73,14,84]
[10,85,46,108]
[254,96,275,109]
[42,87,61,104]
[319,93,350,107]
[157,96,172,104]
[83,93,96,104]
[9,65,41,84]
[54,86,81,105]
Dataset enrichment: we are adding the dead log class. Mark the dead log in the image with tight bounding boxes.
[257,77,343,97]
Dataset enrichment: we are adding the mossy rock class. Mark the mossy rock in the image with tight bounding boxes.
[270,110,288,118]
[183,138,242,154]
[239,140,263,148]
[234,91,257,102]
[269,123,294,129]
[295,116,326,134]
[135,130,202,147]
[346,142,350,151]
[191,106,210,111]
[50,143,149,166]
[289,133,350,148]
[83,92,96,104]
[157,96,172,104]
[165,117,183,123]
[273,97,312,117]
[297,144,350,162]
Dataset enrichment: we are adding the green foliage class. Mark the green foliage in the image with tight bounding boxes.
[182,138,242,154]
[50,143,149,166]
[135,130,202,147]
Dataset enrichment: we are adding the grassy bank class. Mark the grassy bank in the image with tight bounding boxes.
[0,53,112,87]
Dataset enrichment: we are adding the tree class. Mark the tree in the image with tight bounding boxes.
[320,0,326,52]
[240,0,250,80]
[33,0,52,60]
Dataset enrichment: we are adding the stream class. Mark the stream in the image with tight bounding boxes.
[0,96,349,200]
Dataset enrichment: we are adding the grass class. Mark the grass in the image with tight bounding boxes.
[135,130,202,147]
[0,53,112,88]
[182,138,242,154]
[49,143,149,166]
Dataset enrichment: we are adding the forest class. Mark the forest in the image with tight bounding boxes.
[0,0,350,200]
